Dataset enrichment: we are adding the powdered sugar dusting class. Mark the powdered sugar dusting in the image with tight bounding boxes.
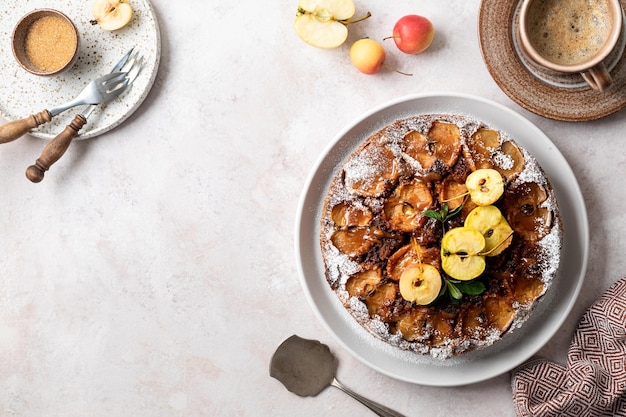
[493,151,514,170]
[516,151,547,186]
[537,217,562,287]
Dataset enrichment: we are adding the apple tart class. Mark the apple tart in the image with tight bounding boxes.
[319,114,562,359]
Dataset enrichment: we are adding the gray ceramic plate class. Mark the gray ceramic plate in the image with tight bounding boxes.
[0,0,161,139]
[295,93,589,386]
[479,0,626,121]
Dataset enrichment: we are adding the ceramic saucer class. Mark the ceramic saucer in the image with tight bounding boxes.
[479,0,626,121]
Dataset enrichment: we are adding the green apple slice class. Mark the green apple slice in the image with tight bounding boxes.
[465,205,513,256]
[465,168,504,206]
[399,264,442,305]
[294,0,356,48]
[441,227,486,281]
[483,220,513,256]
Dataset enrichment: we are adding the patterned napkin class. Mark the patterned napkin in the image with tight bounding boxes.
[512,277,626,417]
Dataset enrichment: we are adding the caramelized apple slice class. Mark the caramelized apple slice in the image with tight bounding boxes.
[401,121,461,170]
[365,282,398,321]
[330,228,372,257]
[458,304,489,337]
[504,182,552,242]
[387,243,440,281]
[495,141,525,181]
[331,202,372,227]
[436,177,467,211]
[429,310,456,346]
[346,267,382,297]
[344,144,399,197]
[397,308,456,346]
[383,179,433,232]
[394,306,430,341]
[512,275,545,305]
[465,128,501,171]
[483,293,516,333]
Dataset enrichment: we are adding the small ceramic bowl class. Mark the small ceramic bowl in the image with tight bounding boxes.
[12,9,79,76]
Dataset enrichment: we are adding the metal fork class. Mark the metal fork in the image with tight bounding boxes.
[25,52,144,183]
[0,71,130,144]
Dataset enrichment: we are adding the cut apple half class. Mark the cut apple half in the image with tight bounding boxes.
[441,227,486,281]
[465,205,513,256]
[465,168,504,206]
[92,0,133,31]
[399,263,442,305]
[294,0,356,48]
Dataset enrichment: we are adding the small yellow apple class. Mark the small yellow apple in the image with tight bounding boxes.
[350,39,386,74]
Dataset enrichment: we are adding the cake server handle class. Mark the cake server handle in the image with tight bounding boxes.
[331,378,406,417]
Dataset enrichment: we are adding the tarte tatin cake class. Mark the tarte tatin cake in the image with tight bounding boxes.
[319,114,562,359]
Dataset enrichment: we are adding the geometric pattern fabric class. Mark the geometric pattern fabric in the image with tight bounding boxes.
[512,277,626,417]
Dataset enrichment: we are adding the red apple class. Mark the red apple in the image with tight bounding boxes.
[391,14,434,54]
[350,39,386,75]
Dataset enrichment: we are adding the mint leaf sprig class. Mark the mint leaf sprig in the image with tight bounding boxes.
[424,202,487,302]
[424,203,463,235]
[444,278,486,302]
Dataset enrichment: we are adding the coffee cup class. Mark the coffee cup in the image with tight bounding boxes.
[519,0,623,91]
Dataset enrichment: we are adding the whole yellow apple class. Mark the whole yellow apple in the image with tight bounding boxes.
[350,39,386,74]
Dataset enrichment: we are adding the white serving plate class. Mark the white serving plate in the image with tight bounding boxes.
[0,0,160,140]
[295,92,589,386]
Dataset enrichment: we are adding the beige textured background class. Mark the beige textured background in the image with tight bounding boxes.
[1,0,624,415]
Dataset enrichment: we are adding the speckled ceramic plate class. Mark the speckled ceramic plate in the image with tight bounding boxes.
[479,0,626,122]
[0,0,160,140]
[295,93,589,386]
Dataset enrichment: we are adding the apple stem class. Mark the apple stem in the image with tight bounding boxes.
[382,36,400,41]
[384,64,413,76]
[342,11,372,25]
[411,237,423,264]
[441,192,470,203]
[479,230,514,256]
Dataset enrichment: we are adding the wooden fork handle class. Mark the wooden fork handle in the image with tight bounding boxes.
[26,114,87,183]
[0,110,51,143]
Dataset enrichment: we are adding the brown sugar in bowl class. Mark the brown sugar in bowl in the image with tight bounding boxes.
[12,9,79,76]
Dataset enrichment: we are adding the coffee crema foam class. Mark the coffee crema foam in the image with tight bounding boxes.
[527,0,612,66]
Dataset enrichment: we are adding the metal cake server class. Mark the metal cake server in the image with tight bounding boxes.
[270,335,406,417]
